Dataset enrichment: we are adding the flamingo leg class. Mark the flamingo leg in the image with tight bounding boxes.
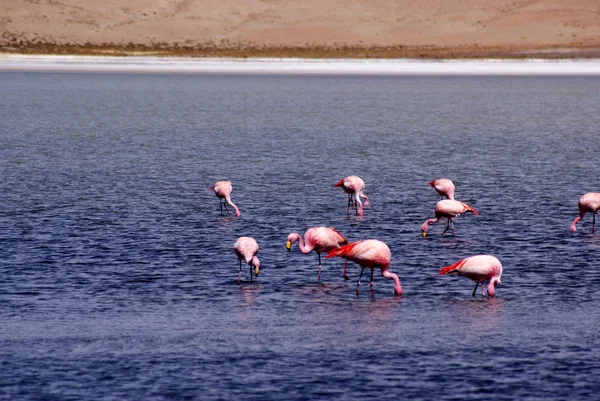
[441,219,451,236]
[249,266,253,283]
[317,252,322,282]
[346,194,353,214]
[593,213,596,233]
[238,260,242,284]
[356,268,365,295]
[342,260,349,280]
[450,219,455,236]
[223,201,231,216]
[369,268,375,295]
[219,199,224,215]
[471,282,479,297]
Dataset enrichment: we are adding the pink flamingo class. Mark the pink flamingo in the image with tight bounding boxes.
[438,254,503,297]
[335,176,370,216]
[286,226,349,281]
[429,178,455,200]
[570,192,600,233]
[234,236,260,284]
[326,239,402,296]
[209,180,240,217]
[421,199,478,237]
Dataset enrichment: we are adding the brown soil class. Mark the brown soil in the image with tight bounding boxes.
[2,0,599,58]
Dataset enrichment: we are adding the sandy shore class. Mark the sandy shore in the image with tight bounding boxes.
[1,0,600,58]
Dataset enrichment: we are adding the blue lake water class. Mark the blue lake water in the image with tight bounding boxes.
[1,71,600,400]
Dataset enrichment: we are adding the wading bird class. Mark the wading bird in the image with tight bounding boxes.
[438,255,502,297]
[209,180,240,217]
[429,178,455,200]
[234,236,260,283]
[335,175,370,216]
[326,239,402,296]
[570,192,600,233]
[286,226,349,281]
[421,199,478,237]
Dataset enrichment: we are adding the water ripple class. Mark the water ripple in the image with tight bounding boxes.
[1,73,599,400]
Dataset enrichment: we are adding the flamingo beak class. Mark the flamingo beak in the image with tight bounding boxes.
[421,231,427,237]
[254,266,260,277]
[286,241,292,251]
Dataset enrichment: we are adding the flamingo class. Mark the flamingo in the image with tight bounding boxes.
[438,255,503,297]
[286,226,349,281]
[335,175,370,216]
[421,199,478,237]
[326,239,402,296]
[570,192,600,233]
[429,178,455,200]
[209,180,240,217]
[234,236,260,284]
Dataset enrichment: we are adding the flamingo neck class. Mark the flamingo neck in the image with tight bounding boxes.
[421,218,438,233]
[570,217,580,232]
[293,233,315,254]
[570,214,583,232]
[487,278,499,297]
[226,196,241,217]
[382,269,403,296]
[361,192,370,207]
[355,194,364,216]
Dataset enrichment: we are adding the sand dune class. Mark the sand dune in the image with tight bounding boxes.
[1,0,599,57]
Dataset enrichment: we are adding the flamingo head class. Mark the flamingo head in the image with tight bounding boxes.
[286,233,299,251]
[252,256,260,277]
[570,216,582,232]
[421,221,430,237]
[487,277,501,297]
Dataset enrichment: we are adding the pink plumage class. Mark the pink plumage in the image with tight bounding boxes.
[438,254,503,297]
[429,178,455,200]
[210,180,240,217]
[570,192,600,233]
[326,239,402,296]
[234,236,260,284]
[286,226,349,281]
[421,199,478,237]
[335,175,370,216]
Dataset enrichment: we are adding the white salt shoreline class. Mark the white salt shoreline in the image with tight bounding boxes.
[0,54,599,75]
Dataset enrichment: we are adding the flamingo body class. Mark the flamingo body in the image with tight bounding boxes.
[326,239,402,296]
[570,192,600,233]
[429,178,455,200]
[421,199,478,237]
[438,254,502,297]
[335,175,370,216]
[209,180,240,217]
[234,236,260,283]
[286,227,349,281]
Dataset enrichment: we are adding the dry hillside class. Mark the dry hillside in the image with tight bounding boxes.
[1,0,599,57]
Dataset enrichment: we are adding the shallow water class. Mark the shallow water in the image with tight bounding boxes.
[1,72,599,400]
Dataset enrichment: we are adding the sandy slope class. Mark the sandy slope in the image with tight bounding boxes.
[1,0,599,57]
